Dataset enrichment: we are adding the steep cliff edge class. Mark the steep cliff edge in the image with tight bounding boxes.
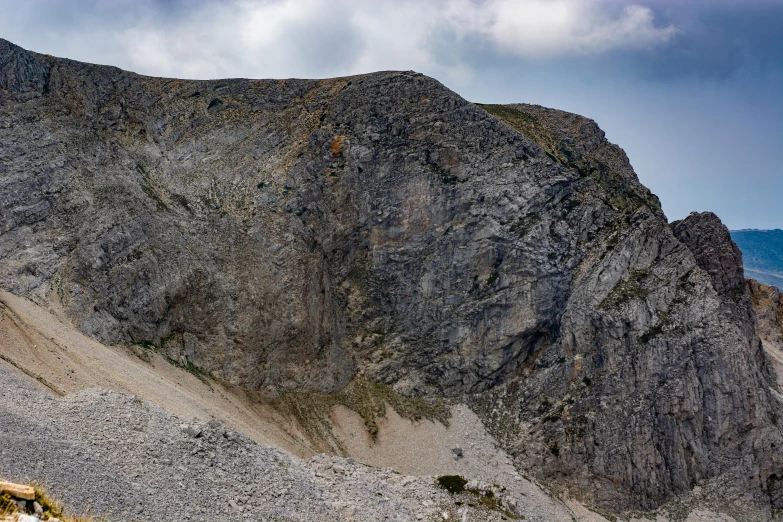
[749,279,783,383]
[1,39,782,517]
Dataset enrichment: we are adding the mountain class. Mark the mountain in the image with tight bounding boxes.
[732,229,783,289]
[1,38,782,520]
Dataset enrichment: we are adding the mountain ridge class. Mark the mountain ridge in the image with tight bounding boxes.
[1,38,782,518]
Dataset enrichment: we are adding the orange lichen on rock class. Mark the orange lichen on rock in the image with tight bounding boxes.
[330,135,346,157]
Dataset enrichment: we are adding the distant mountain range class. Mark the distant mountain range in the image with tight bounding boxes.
[731,229,783,289]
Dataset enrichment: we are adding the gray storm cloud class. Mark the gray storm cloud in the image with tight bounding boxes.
[0,0,676,80]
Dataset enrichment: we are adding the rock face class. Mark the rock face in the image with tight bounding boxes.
[1,39,782,515]
[750,279,783,353]
[469,111,783,513]
[747,279,783,514]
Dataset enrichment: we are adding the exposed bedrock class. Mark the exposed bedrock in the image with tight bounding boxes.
[1,39,781,515]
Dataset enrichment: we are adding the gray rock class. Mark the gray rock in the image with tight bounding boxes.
[182,425,202,438]
[749,279,783,351]
[1,38,781,516]
[1,367,508,521]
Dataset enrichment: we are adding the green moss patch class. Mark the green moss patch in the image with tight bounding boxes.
[437,475,468,494]
[437,476,519,518]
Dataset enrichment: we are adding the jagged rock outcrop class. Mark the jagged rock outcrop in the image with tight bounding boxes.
[747,278,783,514]
[749,279,783,349]
[1,39,782,516]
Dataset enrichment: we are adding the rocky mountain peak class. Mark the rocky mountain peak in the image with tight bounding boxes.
[1,39,782,517]
[672,211,746,294]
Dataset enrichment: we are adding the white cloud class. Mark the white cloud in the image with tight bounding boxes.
[446,1,676,58]
[0,0,676,80]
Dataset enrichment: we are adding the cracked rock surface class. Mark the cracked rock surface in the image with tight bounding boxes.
[1,39,782,516]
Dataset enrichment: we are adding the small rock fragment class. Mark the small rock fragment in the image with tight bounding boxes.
[0,481,35,500]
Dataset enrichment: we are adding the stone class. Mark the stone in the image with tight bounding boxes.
[0,481,35,500]
[182,425,202,438]
[504,498,520,516]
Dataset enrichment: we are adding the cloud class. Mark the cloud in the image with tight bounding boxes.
[0,0,677,80]
[117,0,366,79]
[442,0,676,58]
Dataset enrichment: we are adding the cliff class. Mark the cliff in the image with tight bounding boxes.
[1,38,781,517]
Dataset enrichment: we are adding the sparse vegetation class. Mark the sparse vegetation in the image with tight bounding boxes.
[509,212,542,237]
[280,376,450,453]
[437,475,468,494]
[49,268,69,306]
[135,164,167,210]
[486,271,500,286]
[477,104,564,164]
[166,357,212,388]
[639,324,664,344]
[130,337,213,388]
[477,103,656,214]
[436,476,518,518]
[1,481,99,522]
[600,269,651,309]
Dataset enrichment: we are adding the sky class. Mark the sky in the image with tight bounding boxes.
[1,0,781,229]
